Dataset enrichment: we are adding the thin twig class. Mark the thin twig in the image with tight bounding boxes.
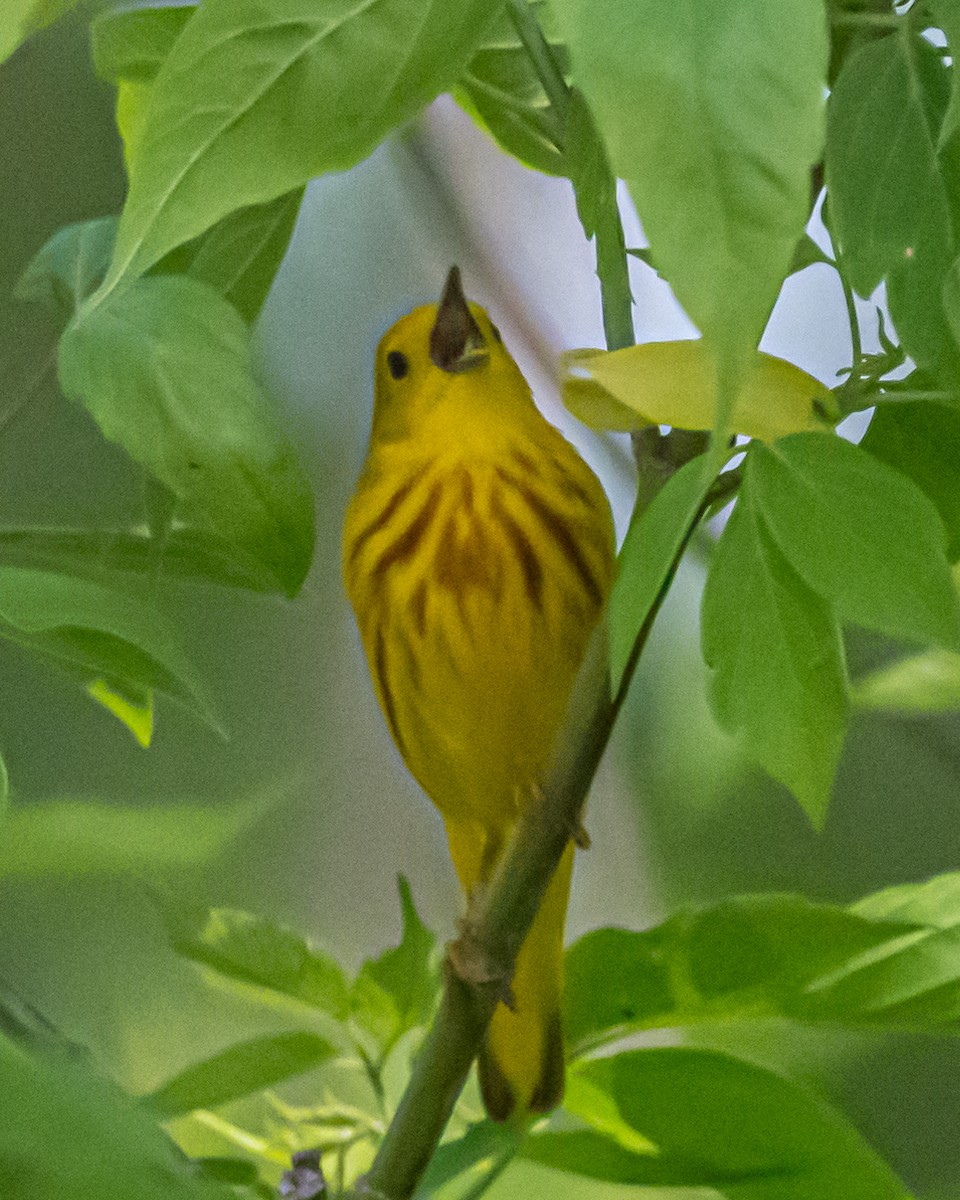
[594,199,635,352]
[831,254,865,418]
[838,270,862,373]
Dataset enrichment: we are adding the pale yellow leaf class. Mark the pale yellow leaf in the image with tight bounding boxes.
[562,340,837,442]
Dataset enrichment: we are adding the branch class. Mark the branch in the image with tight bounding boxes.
[595,190,635,352]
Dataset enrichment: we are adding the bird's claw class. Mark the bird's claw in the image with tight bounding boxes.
[448,920,514,1008]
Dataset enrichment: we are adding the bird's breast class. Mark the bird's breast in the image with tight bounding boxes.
[343,440,614,824]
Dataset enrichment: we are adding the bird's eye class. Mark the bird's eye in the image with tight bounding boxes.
[490,323,503,343]
[387,350,409,379]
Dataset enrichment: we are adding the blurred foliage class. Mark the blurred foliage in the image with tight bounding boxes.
[3,1,960,1198]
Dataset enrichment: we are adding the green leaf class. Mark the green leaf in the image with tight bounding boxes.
[827,31,951,295]
[416,1121,521,1198]
[563,895,922,1054]
[567,873,960,1047]
[701,482,847,825]
[93,4,198,171]
[0,751,8,827]
[0,986,77,1052]
[789,231,834,275]
[826,31,957,375]
[524,1049,911,1198]
[749,434,960,650]
[155,190,304,324]
[101,0,505,288]
[165,905,351,1020]
[0,565,219,733]
[889,255,960,384]
[943,251,960,357]
[565,88,616,242]
[772,871,960,1030]
[457,83,563,177]
[550,0,827,371]
[348,973,402,1059]
[561,1071,657,1154]
[0,795,269,879]
[193,1158,260,1187]
[929,0,960,151]
[59,276,315,597]
[610,456,711,689]
[523,1130,654,1184]
[0,0,80,64]
[854,871,960,926]
[860,399,960,562]
[351,877,439,1053]
[812,872,960,1028]
[0,1041,234,1200]
[629,235,831,283]
[92,6,303,317]
[14,217,118,319]
[888,224,959,381]
[91,3,195,84]
[143,475,178,548]
[458,2,566,176]
[852,647,960,715]
[0,526,289,593]
[625,245,655,269]
[144,1032,336,1119]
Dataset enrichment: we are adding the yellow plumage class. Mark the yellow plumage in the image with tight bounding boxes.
[343,269,615,1120]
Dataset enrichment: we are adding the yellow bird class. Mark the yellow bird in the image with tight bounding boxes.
[343,268,615,1120]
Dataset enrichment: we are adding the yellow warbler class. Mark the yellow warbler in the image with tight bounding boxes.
[343,268,615,1120]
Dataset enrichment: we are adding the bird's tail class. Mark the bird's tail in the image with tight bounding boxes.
[446,825,574,1122]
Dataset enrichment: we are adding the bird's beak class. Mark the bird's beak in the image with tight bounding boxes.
[430,266,489,374]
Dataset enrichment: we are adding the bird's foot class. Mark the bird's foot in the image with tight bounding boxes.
[526,781,590,849]
[448,918,514,1009]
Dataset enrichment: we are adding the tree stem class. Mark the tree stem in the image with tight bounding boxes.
[835,260,863,407]
[596,205,635,352]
